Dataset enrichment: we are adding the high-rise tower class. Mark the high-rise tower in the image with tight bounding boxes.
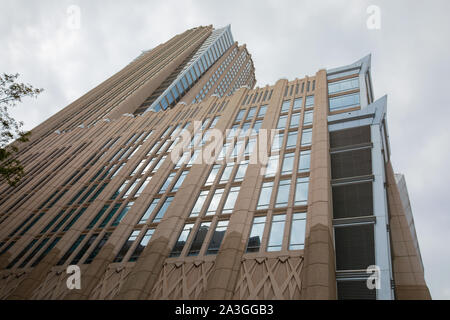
[0,26,429,300]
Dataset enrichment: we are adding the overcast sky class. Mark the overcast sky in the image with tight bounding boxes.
[1,0,449,299]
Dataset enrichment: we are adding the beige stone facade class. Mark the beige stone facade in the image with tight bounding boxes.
[0,27,429,300]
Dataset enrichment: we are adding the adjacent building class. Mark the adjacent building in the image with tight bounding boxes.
[0,25,430,300]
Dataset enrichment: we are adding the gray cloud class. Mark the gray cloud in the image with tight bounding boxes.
[1,0,449,299]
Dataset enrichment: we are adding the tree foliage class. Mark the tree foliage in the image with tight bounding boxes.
[0,73,43,186]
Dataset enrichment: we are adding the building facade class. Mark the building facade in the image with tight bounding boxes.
[0,26,430,300]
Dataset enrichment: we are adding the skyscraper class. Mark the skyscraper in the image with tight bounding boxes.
[0,26,429,300]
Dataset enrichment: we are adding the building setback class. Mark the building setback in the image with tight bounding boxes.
[0,25,430,300]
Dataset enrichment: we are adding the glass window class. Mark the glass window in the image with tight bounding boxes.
[175,151,190,169]
[253,120,262,134]
[277,115,288,129]
[131,160,146,176]
[281,100,291,113]
[87,205,109,230]
[289,212,306,250]
[235,109,246,122]
[217,143,230,161]
[222,187,240,214]
[267,214,286,252]
[293,98,303,111]
[328,77,359,94]
[171,170,189,192]
[289,113,300,128]
[220,163,234,184]
[152,196,174,223]
[205,165,220,186]
[70,233,99,265]
[99,203,121,228]
[232,140,245,159]
[139,198,160,224]
[190,190,209,217]
[257,181,273,210]
[135,176,152,197]
[129,229,154,262]
[245,139,256,156]
[110,181,128,200]
[234,161,248,182]
[329,92,360,111]
[246,107,256,120]
[298,150,311,173]
[282,153,295,175]
[114,230,140,262]
[57,236,84,265]
[152,155,167,173]
[265,155,279,177]
[304,110,313,125]
[305,95,314,107]
[158,172,176,194]
[295,177,309,206]
[187,222,211,256]
[286,131,298,149]
[275,179,291,208]
[246,216,266,253]
[110,202,132,227]
[122,179,139,198]
[258,105,268,117]
[170,223,195,257]
[206,220,229,255]
[85,232,112,264]
[206,188,224,215]
[301,129,312,146]
[240,122,251,137]
[327,68,359,80]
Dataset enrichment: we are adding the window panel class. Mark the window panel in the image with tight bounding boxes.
[206,220,229,255]
[298,150,311,173]
[305,95,314,107]
[267,214,286,252]
[187,222,211,256]
[293,98,303,110]
[328,77,359,94]
[265,155,279,177]
[301,129,312,146]
[303,110,313,125]
[289,212,306,250]
[281,153,295,175]
[205,165,220,186]
[152,196,174,223]
[190,190,209,217]
[114,230,140,262]
[206,189,224,215]
[171,170,188,192]
[128,229,154,262]
[222,187,240,214]
[246,216,266,253]
[220,163,234,184]
[329,92,360,111]
[281,100,291,113]
[286,131,298,149]
[139,199,160,224]
[277,115,288,129]
[258,105,268,117]
[170,223,195,257]
[275,179,291,208]
[295,177,309,206]
[289,113,301,128]
[234,161,248,182]
[257,182,273,210]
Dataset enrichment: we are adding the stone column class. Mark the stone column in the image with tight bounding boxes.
[300,70,337,299]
